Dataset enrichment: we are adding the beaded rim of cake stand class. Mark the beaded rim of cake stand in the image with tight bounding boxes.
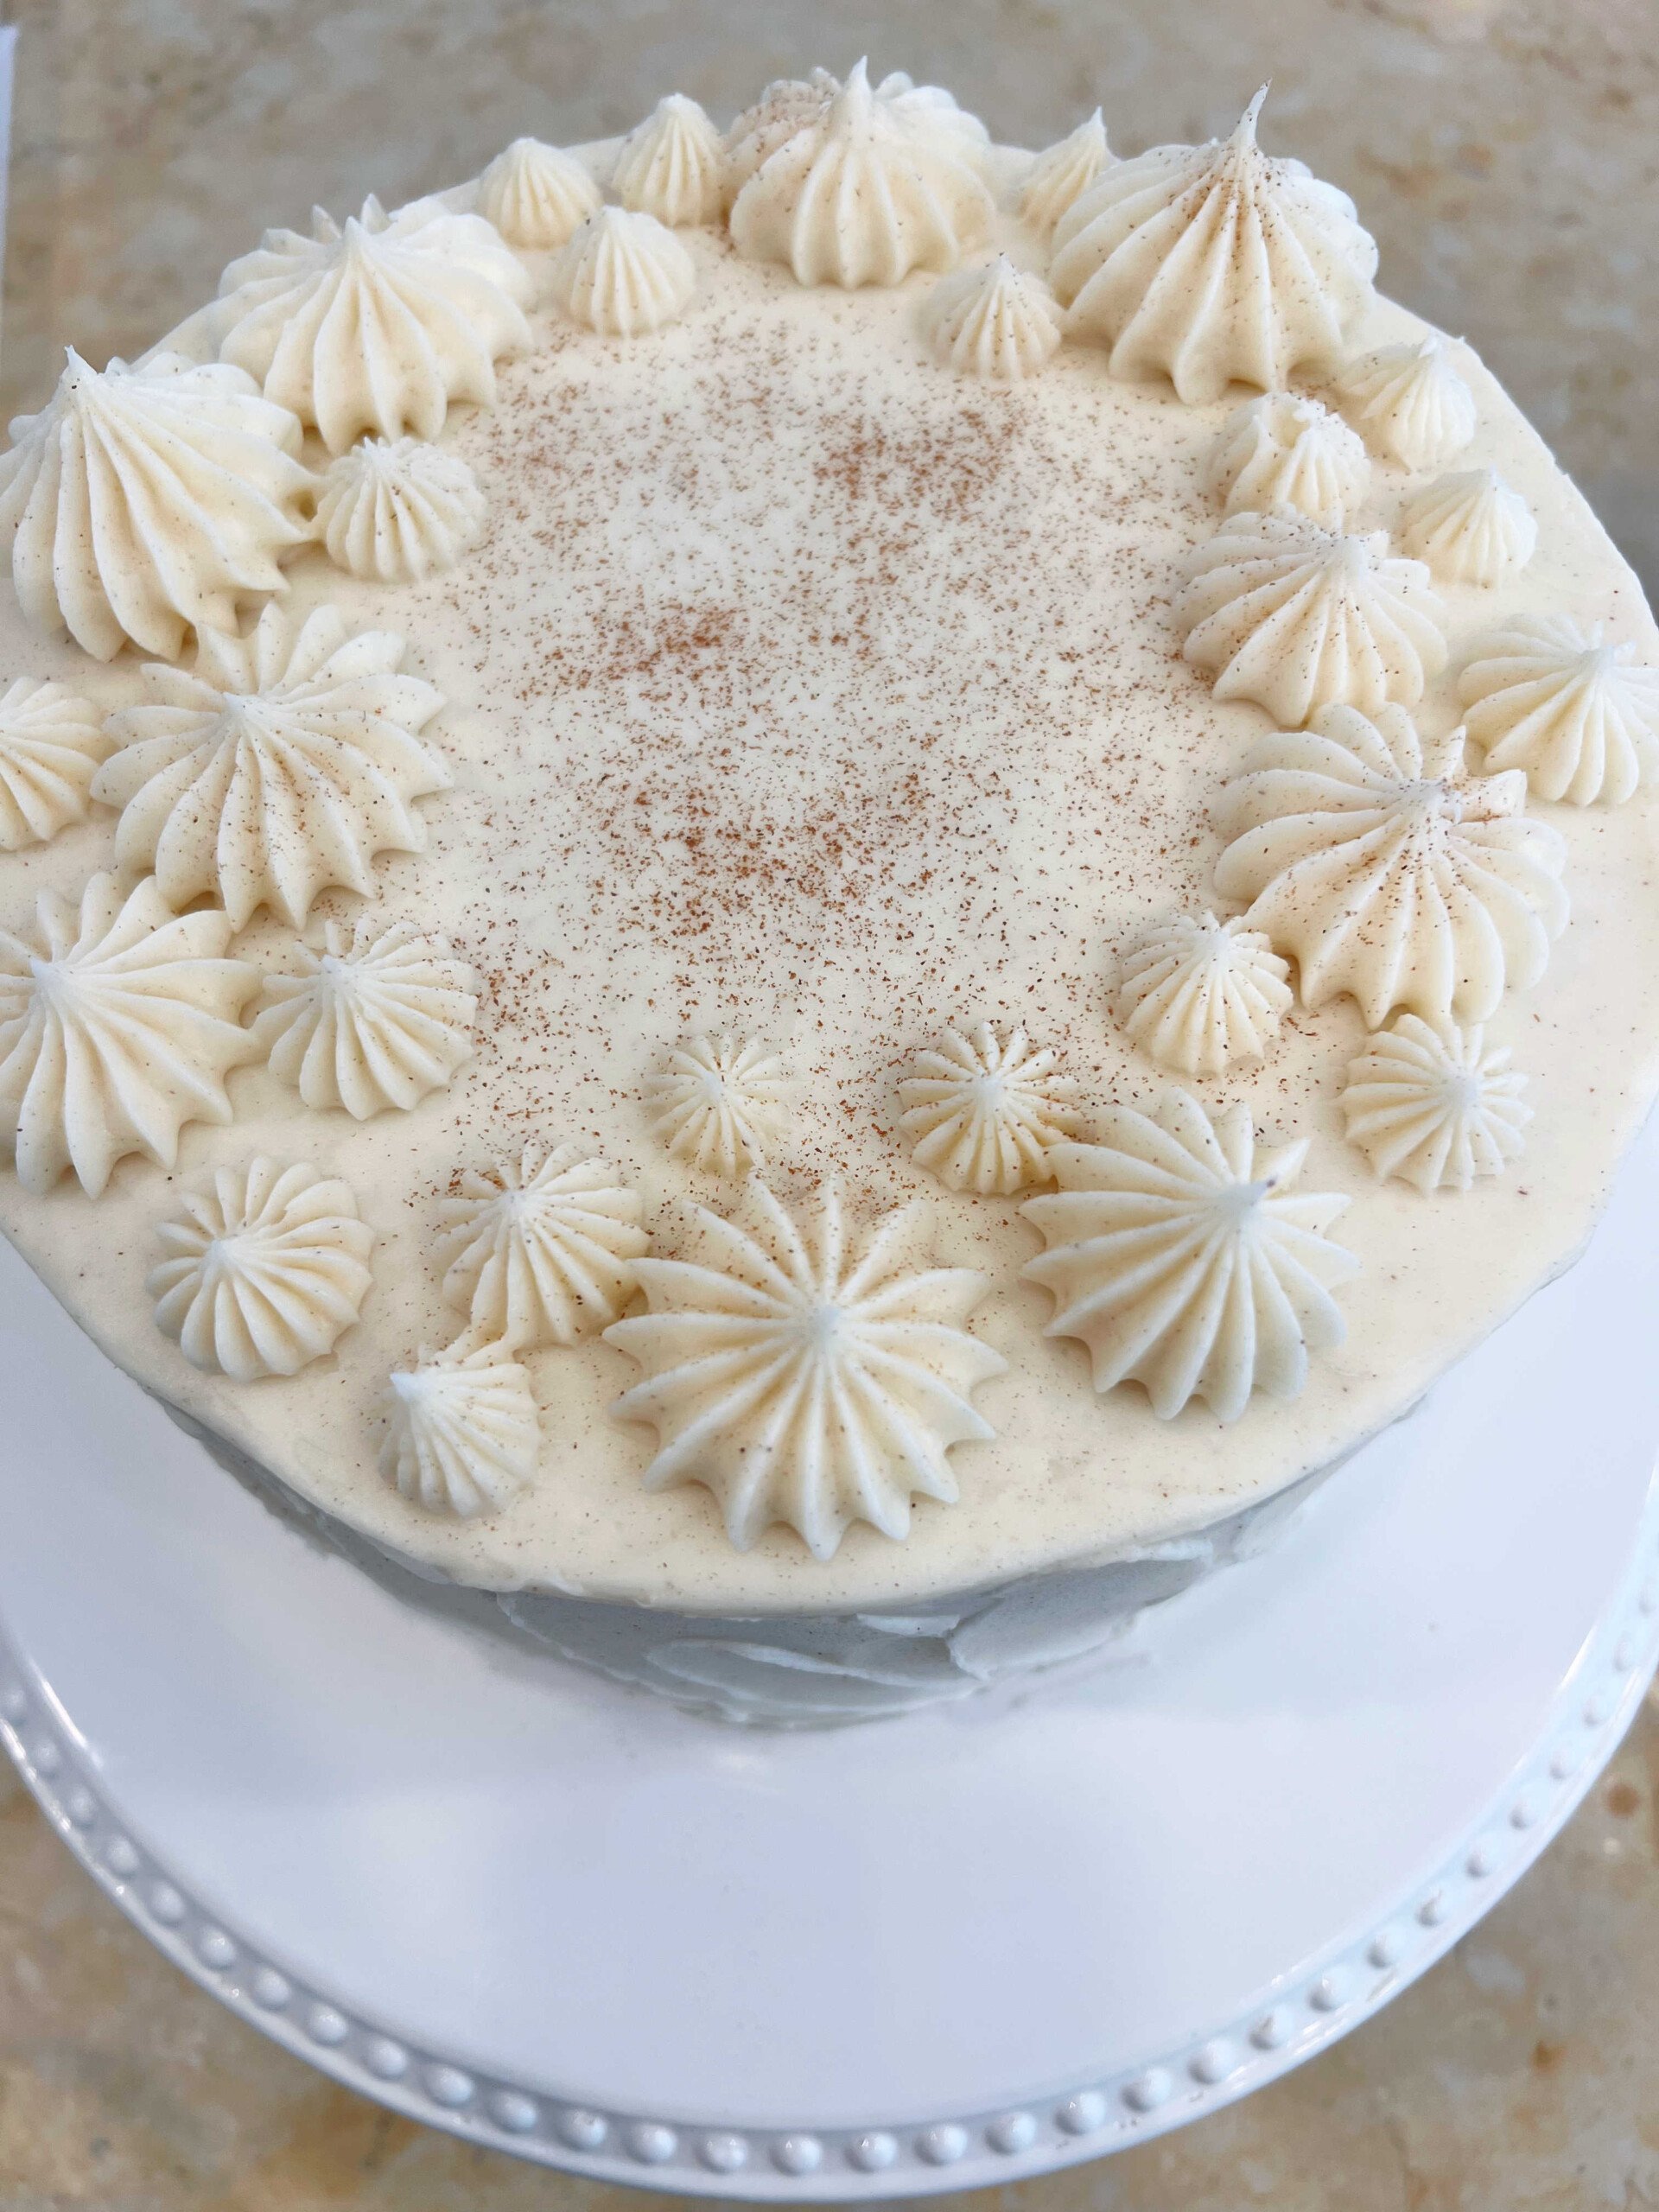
[1,1511,1656,2202]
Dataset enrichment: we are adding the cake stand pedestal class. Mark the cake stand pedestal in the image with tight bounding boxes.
[3,1124,1658,2200]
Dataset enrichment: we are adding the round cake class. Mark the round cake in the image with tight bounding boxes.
[3,66,1657,1723]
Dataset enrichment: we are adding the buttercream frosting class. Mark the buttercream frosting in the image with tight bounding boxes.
[1459,613,1659,807]
[897,1023,1083,1194]
[1401,467,1537,587]
[723,71,840,194]
[254,916,477,1119]
[1214,705,1568,1026]
[606,1180,1005,1560]
[93,604,450,931]
[1177,511,1448,726]
[0,350,310,662]
[612,94,725,227]
[0,873,257,1197]
[436,1143,648,1350]
[0,679,111,850]
[378,1343,540,1519]
[645,1033,789,1178]
[1021,1091,1357,1422]
[314,435,488,584]
[475,137,601,251]
[1205,393,1370,529]
[1113,912,1292,1077]
[1330,334,1477,474]
[1017,111,1110,238]
[215,195,532,452]
[148,1157,376,1380]
[922,257,1063,381]
[550,207,696,337]
[729,59,994,289]
[1049,88,1377,404]
[1339,1014,1530,1192]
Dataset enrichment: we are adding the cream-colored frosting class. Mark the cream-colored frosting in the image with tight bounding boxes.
[476,137,601,251]
[872,71,993,168]
[148,1156,376,1380]
[897,1023,1082,1194]
[606,1180,1006,1560]
[0,874,257,1197]
[1017,111,1110,238]
[1402,467,1537,587]
[1178,511,1448,727]
[922,257,1063,381]
[1050,89,1377,404]
[1021,1092,1357,1423]
[1339,1015,1530,1193]
[1215,705,1568,1026]
[0,679,111,850]
[93,604,450,930]
[215,196,533,453]
[315,436,488,584]
[611,95,725,228]
[3,135,1659,1618]
[254,916,477,1119]
[378,1343,540,1518]
[729,59,993,289]
[1113,912,1291,1077]
[435,1143,648,1350]
[1205,394,1370,528]
[1459,613,1659,807]
[645,1033,788,1179]
[1330,334,1477,474]
[0,351,310,663]
[722,71,840,194]
[550,207,696,337]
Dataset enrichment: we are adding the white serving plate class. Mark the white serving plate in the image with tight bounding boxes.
[2,1121,1657,2198]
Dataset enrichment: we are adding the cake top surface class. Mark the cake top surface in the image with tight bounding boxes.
[2,75,1658,1611]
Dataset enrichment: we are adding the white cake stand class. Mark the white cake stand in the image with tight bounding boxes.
[3,1125,1657,2201]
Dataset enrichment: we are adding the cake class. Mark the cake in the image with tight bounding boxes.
[3,65,1657,1725]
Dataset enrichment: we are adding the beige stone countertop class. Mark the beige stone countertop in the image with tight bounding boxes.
[3,0,1659,2202]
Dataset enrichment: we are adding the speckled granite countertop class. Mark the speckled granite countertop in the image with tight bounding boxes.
[2,0,1657,2203]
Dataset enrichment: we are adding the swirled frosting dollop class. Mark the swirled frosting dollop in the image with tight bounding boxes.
[606,1180,1005,1560]
[897,1023,1083,1194]
[215,196,533,452]
[149,1158,376,1380]
[93,604,450,930]
[1401,467,1536,587]
[0,680,111,850]
[922,257,1063,381]
[1459,613,1659,807]
[1330,334,1477,473]
[379,1344,540,1520]
[436,1143,648,1350]
[729,58,994,289]
[1049,89,1377,404]
[1205,394,1371,528]
[1177,511,1447,726]
[612,94,726,227]
[1339,1015,1530,1193]
[0,351,310,662]
[315,436,487,583]
[1021,1092,1357,1422]
[0,874,258,1196]
[1215,705,1568,1025]
[723,70,841,194]
[1018,111,1110,238]
[254,916,478,1118]
[1112,912,1292,1077]
[645,1033,789,1178]
[550,207,696,337]
[476,137,601,250]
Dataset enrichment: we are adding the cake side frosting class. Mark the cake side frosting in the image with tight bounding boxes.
[0,86,1657,1614]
